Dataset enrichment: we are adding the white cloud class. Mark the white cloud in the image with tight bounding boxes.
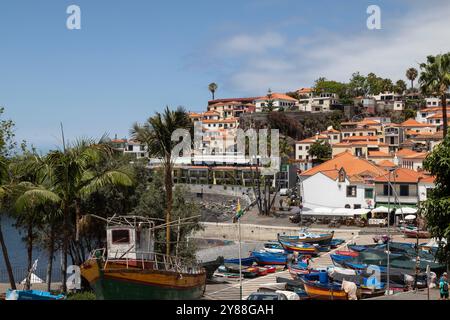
[211,2,450,94]
[216,32,285,56]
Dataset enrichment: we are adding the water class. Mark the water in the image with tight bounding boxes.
[0,216,62,283]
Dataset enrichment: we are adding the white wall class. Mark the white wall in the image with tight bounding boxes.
[302,172,373,209]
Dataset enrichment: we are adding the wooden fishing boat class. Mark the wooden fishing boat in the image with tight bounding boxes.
[330,254,354,267]
[278,236,319,255]
[330,239,345,248]
[81,216,206,300]
[212,271,242,281]
[402,228,430,239]
[263,242,285,254]
[335,250,359,257]
[5,289,65,301]
[251,251,288,265]
[300,279,348,300]
[278,230,334,246]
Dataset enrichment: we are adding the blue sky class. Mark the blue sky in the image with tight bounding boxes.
[1,0,449,152]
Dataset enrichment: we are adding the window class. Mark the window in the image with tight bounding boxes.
[346,186,357,197]
[298,155,302,160]
[111,229,130,244]
[354,204,361,209]
[365,188,374,199]
[298,146,303,150]
[383,184,393,196]
[400,185,409,196]
[306,146,309,150]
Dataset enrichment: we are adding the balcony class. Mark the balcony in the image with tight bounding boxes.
[375,194,418,205]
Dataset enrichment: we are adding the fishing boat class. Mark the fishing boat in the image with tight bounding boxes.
[330,254,354,267]
[330,239,345,248]
[224,256,256,266]
[277,236,320,255]
[300,277,348,300]
[335,250,359,257]
[401,228,430,239]
[80,215,206,300]
[278,229,334,246]
[251,251,288,265]
[212,271,242,281]
[5,289,65,301]
[263,241,285,254]
[200,257,224,279]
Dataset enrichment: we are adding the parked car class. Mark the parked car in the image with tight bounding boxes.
[247,292,288,300]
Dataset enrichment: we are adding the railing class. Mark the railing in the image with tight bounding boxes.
[88,249,204,275]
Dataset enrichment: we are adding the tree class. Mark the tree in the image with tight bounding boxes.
[421,133,450,272]
[17,139,133,292]
[395,80,407,95]
[419,53,450,137]
[131,107,192,256]
[208,83,218,100]
[0,107,17,289]
[403,109,416,121]
[265,89,275,112]
[131,171,202,259]
[406,67,418,90]
[308,140,332,163]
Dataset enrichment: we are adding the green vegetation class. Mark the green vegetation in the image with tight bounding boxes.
[208,82,218,100]
[67,291,96,300]
[308,140,332,163]
[419,53,450,137]
[422,133,450,272]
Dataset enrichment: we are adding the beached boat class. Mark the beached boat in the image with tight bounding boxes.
[251,251,288,265]
[224,256,256,266]
[335,250,359,257]
[263,241,285,254]
[300,278,348,300]
[5,289,65,301]
[402,228,430,239]
[277,236,320,255]
[278,229,334,246]
[81,215,206,300]
[330,239,345,248]
[212,271,242,281]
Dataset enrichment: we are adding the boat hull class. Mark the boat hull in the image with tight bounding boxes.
[279,233,334,246]
[251,251,288,265]
[81,260,206,300]
[301,280,348,300]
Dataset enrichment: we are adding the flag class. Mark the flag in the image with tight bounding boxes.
[233,199,245,223]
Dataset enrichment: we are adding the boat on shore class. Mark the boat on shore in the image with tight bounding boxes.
[251,251,288,265]
[401,227,430,239]
[278,230,334,246]
[224,256,256,266]
[80,215,206,300]
[300,277,348,300]
[277,236,320,255]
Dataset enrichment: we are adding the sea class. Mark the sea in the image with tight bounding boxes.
[0,216,62,283]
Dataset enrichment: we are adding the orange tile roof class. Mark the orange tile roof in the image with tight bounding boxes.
[204,110,220,116]
[378,160,396,167]
[342,135,378,142]
[368,151,392,158]
[333,141,388,147]
[256,93,298,101]
[402,152,428,160]
[395,148,418,157]
[297,87,314,94]
[202,118,239,124]
[297,135,328,144]
[300,151,386,178]
[374,168,429,183]
[401,119,436,127]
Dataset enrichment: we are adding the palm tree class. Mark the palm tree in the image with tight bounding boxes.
[419,54,450,137]
[208,83,218,100]
[406,67,418,90]
[131,106,192,256]
[17,139,133,292]
[0,157,16,290]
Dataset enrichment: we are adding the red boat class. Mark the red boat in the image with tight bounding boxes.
[335,250,359,257]
[402,229,430,239]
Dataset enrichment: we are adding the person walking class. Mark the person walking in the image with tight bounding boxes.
[439,272,449,300]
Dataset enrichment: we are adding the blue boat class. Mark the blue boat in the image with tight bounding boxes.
[224,256,256,266]
[251,251,288,265]
[330,254,354,267]
[5,289,65,300]
[330,239,345,248]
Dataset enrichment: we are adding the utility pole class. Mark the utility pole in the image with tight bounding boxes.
[386,169,392,296]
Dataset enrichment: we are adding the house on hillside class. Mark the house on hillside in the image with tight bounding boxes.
[299,152,386,210]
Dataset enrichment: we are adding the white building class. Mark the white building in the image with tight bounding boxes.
[299,152,386,210]
[254,93,298,112]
